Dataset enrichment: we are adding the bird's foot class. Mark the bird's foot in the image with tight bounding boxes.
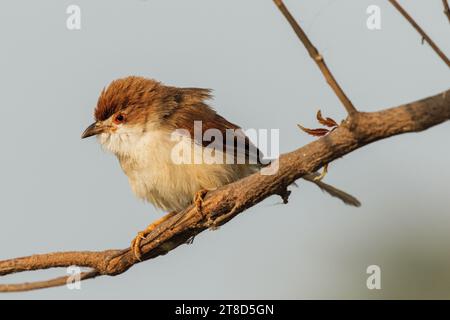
[313,163,329,182]
[131,231,149,261]
[194,189,209,215]
[131,211,177,261]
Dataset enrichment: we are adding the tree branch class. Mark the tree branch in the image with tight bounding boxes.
[388,0,450,67]
[272,0,358,115]
[443,0,450,24]
[1,88,449,292]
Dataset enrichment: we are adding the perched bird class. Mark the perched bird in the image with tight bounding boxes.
[82,76,360,259]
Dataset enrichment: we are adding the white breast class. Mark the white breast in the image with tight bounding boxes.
[99,129,253,212]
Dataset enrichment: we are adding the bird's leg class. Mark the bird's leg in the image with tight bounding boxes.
[131,210,177,261]
[313,163,329,182]
[194,189,209,215]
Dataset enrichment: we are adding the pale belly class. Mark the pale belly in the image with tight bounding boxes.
[117,132,256,212]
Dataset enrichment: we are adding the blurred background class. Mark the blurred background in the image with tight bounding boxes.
[0,0,449,299]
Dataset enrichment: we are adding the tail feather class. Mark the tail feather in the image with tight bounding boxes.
[302,173,361,207]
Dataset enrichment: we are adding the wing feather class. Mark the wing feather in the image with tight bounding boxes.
[166,88,264,165]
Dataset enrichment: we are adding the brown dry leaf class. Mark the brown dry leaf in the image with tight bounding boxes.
[316,110,338,128]
[297,124,330,137]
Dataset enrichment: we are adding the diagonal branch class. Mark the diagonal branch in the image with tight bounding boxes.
[443,0,450,24]
[272,0,358,115]
[1,88,449,292]
[388,0,450,67]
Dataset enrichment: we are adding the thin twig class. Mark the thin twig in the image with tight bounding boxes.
[272,0,358,115]
[443,0,450,24]
[389,0,450,67]
[1,88,449,292]
[0,271,99,293]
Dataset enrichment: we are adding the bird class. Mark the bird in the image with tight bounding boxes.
[81,76,360,260]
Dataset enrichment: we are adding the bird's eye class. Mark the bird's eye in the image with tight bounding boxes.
[113,113,125,124]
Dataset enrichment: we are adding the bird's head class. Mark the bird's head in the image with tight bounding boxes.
[82,76,219,160]
[81,76,209,155]
[82,77,166,155]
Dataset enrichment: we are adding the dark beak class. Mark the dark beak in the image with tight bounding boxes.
[81,122,104,139]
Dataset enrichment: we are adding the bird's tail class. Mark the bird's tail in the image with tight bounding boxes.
[302,173,361,207]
